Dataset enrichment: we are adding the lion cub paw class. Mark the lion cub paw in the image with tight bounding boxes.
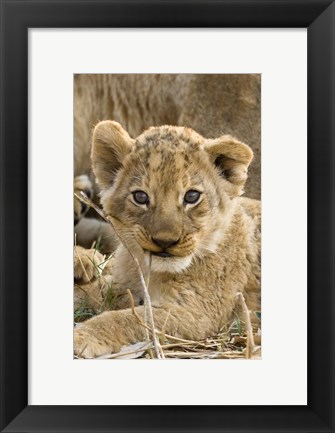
[74,324,115,358]
[74,175,93,224]
[74,246,104,284]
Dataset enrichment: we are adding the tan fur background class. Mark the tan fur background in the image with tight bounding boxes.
[74,74,261,199]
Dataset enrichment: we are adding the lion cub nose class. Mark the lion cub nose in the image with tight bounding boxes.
[152,237,180,249]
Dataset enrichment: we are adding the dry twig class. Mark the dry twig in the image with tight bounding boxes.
[236,292,258,358]
[75,191,164,359]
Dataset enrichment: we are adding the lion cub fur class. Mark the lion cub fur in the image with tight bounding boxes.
[74,121,260,358]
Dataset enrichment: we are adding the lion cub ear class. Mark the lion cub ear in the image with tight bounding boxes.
[92,120,134,190]
[204,135,253,195]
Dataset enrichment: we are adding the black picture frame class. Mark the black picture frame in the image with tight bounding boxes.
[1,1,334,432]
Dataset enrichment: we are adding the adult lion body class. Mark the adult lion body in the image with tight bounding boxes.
[74,121,261,358]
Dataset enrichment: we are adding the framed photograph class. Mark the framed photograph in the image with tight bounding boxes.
[1,1,334,432]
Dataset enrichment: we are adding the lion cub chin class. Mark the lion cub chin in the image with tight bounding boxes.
[150,254,193,273]
[74,121,260,359]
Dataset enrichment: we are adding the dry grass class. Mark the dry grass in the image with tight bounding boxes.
[75,315,262,360]
[74,191,261,360]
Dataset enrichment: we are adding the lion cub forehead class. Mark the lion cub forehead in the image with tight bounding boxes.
[135,125,204,151]
[129,126,208,184]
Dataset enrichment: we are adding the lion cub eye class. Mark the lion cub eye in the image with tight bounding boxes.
[184,190,201,205]
[133,190,149,205]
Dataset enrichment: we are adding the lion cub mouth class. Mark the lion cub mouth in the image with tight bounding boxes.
[150,251,173,258]
[144,249,193,273]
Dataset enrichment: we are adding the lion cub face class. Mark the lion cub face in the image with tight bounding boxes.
[92,121,253,273]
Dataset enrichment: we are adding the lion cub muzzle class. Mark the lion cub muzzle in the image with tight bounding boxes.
[151,236,180,249]
[150,236,181,257]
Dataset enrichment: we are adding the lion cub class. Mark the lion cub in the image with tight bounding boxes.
[74,121,260,358]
